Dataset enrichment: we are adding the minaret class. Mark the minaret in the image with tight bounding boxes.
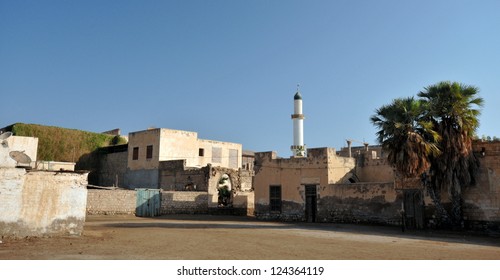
[291,88,306,157]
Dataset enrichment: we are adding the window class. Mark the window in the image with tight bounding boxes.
[132,147,139,160]
[199,148,205,157]
[146,145,153,159]
[229,149,238,169]
[269,185,282,213]
[212,147,222,163]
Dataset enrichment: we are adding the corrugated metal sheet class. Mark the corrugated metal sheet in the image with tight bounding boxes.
[135,188,161,217]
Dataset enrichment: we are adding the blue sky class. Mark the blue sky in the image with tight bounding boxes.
[1,0,499,156]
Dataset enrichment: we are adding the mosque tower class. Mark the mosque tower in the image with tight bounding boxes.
[291,87,306,157]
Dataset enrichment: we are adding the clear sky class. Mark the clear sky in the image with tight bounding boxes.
[1,0,499,156]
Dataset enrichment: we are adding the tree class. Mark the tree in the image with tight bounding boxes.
[370,97,441,178]
[418,81,484,227]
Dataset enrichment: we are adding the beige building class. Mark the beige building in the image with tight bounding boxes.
[254,147,358,221]
[125,128,243,188]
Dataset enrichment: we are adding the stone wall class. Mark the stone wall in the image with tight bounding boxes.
[317,182,401,225]
[0,168,88,237]
[462,141,500,229]
[160,191,209,214]
[97,150,128,187]
[86,189,136,215]
[159,160,209,191]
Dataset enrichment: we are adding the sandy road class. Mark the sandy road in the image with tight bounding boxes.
[1,215,499,260]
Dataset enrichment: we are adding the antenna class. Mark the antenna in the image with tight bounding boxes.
[0,132,12,148]
[296,83,300,92]
[9,151,32,166]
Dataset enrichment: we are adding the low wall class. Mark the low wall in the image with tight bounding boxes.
[0,168,88,237]
[86,189,253,216]
[86,189,136,215]
[160,191,209,214]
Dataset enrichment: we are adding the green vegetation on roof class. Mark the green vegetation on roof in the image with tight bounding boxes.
[8,123,127,162]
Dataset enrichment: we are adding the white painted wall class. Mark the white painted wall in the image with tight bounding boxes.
[0,168,88,237]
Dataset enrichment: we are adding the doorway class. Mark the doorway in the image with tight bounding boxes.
[305,185,317,223]
[402,189,424,229]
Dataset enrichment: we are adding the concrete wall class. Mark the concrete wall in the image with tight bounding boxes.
[86,189,136,215]
[124,169,159,189]
[0,168,88,237]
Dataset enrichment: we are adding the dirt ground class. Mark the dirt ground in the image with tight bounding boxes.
[1,215,500,260]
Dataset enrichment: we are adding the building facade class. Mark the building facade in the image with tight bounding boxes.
[125,128,242,188]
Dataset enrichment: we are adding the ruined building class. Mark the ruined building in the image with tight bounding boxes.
[95,127,254,216]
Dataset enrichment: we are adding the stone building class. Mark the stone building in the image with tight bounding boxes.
[125,128,242,188]
[94,127,254,215]
[252,90,499,231]
[253,141,500,231]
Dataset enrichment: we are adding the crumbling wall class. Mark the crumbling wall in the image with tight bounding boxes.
[208,167,254,215]
[317,182,401,225]
[0,168,88,237]
[355,153,394,183]
[158,160,209,191]
[462,141,500,230]
[86,189,136,215]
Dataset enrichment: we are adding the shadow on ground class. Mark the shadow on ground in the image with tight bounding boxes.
[94,214,500,248]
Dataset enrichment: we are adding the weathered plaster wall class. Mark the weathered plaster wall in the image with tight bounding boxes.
[317,182,401,225]
[127,128,161,170]
[462,141,500,227]
[159,129,199,167]
[197,139,242,169]
[0,169,88,237]
[86,189,136,215]
[355,154,394,183]
[253,148,355,220]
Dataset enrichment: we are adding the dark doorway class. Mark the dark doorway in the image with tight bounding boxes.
[305,185,317,223]
[402,189,424,229]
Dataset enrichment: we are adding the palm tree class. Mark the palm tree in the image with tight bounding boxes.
[371,97,441,178]
[418,81,484,227]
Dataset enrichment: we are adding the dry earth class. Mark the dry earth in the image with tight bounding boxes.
[1,215,500,260]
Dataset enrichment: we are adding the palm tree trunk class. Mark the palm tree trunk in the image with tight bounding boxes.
[427,184,451,227]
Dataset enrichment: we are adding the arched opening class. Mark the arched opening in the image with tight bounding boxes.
[217,174,232,207]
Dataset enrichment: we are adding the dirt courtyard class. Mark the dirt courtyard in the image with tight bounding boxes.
[1,215,500,260]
